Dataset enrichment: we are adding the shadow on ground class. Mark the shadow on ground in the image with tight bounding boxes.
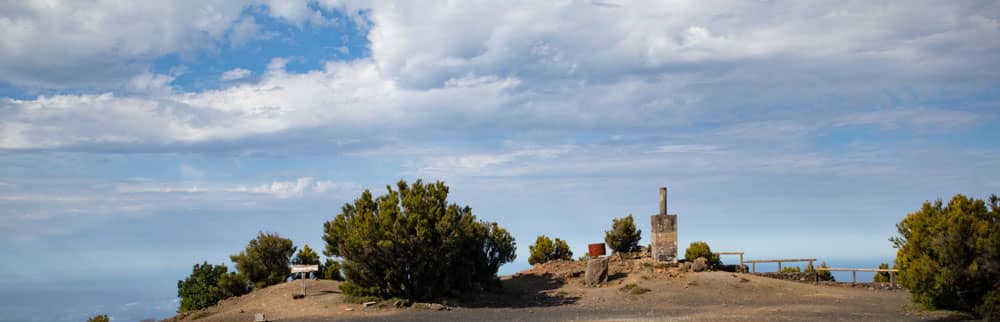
[451,272,580,308]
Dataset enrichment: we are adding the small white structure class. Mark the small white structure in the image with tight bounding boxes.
[290,264,319,297]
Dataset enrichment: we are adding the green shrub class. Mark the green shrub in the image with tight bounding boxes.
[605,214,642,258]
[177,262,246,312]
[805,261,835,282]
[683,241,721,268]
[891,194,1000,318]
[87,314,110,322]
[218,271,250,298]
[322,180,517,301]
[528,235,573,265]
[320,258,343,281]
[293,244,320,265]
[781,266,801,273]
[873,263,891,283]
[619,283,651,295]
[230,231,297,289]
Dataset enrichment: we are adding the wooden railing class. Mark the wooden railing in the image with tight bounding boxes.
[816,267,899,285]
[742,258,817,273]
[713,251,745,271]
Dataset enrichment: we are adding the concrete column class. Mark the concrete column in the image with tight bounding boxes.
[659,187,667,215]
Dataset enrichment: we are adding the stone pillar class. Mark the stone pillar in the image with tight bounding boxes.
[585,257,609,286]
[650,186,678,263]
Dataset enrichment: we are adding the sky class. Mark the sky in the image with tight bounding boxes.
[1,1,999,321]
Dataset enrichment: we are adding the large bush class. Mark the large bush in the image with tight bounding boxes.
[230,232,297,289]
[528,235,573,265]
[322,180,517,301]
[605,214,641,258]
[891,194,1000,318]
[684,241,721,268]
[177,262,248,312]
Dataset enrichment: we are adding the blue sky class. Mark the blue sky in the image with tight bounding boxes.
[1,1,999,320]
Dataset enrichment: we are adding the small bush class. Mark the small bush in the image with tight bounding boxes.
[177,262,248,312]
[891,194,1000,318]
[873,263,891,283]
[683,241,721,268]
[781,266,801,273]
[619,283,651,295]
[812,261,835,281]
[230,231,297,289]
[605,214,642,258]
[528,235,573,265]
[87,314,110,322]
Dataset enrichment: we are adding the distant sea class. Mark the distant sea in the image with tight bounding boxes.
[1,257,895,322]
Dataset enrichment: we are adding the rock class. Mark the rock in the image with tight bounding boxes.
[363,301,377,308]
[254,313,267,322]
[585,257,609,286]
[416,303,450,311]
[393,299,410,308]
[691,257,708,272]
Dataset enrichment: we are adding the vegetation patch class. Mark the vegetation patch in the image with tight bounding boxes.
[529,235,573,265]
[323,180,517,301]
[619,283,651,295]
[891,194,1000,319]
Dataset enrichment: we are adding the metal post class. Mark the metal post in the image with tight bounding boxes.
[777,261,782,272]
[752,262,756,273]
[300,272,306,296]
[852,271,856,284]
[740,254,744,272]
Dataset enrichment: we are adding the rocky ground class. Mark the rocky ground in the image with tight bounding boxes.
[167,258,967,322]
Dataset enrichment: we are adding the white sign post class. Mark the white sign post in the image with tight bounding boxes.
[290,265,319,298]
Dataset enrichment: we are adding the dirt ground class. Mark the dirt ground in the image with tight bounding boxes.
[168,260,963,322]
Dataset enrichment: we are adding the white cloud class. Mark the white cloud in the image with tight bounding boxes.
[833,107,982,130]
[227,16,275,47]
[0,1,995,152]
[220,68,253,81]
[179,164,206,178]
[0,1,336,89]
[653,144,719,153]
[114,177,357,198]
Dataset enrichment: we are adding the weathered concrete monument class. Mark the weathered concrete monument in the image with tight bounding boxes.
[650,187,678,263]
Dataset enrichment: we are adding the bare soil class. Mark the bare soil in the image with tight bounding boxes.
[167,259,964,322]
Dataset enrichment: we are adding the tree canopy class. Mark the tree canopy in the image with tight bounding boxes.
[891,194,1000,319]
[230,231,297,289]
[177,262,248,312]
[293,244,320,265]
[322,179,517,300]
[605,214,642,257]
[528,235,573,265]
